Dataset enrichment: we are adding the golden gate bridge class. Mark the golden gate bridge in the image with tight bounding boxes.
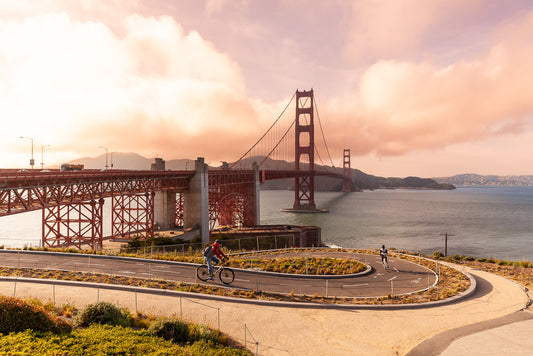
[0,89,352,250]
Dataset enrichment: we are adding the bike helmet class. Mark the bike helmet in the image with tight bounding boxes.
[215,240,221,245]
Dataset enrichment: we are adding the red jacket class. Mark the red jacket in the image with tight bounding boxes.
[212,242,227,259]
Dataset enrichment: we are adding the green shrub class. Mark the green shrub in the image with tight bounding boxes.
[0,296,72,335]
[189,323,227,345]
[76,301,131,327]
[149,318,189,344]
[433,251,443,260]
[187,339,252,355]
[0,324,182,355]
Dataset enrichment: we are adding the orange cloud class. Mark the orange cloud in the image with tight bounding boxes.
[324,9,533,159]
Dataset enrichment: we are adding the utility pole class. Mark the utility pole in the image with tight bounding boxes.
[439,232,455,257]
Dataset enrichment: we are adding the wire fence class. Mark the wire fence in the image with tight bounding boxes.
[0,279,261,355]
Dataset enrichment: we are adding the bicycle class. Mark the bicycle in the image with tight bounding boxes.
[382,257,389,270]
[196,262,235,285]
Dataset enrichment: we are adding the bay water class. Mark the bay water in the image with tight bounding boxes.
[1,187,532,261]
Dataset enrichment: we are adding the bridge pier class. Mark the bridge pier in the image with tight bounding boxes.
[183,157,209,244]
[154,190,177,231]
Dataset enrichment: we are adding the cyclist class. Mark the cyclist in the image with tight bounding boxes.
[205,240,228,280]
[380,244,388,268]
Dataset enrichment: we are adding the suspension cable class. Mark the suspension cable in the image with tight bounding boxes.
[314,96,336,168]
[230,92,296,169]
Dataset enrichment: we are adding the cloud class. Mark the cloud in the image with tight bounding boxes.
[0,11,278,166]
[323,7,533,158]
[344,0,483,63]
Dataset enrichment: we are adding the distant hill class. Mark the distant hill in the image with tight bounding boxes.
[433,174,533,186]
[67,152,455,191]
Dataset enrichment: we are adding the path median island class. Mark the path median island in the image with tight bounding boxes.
[0,248,477,306]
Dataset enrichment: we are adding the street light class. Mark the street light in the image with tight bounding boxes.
[99,146,108,170]
[41,144,50,169]
[19,136,34,170]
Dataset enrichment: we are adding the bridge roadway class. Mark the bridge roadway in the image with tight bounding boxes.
[0,250,436,298]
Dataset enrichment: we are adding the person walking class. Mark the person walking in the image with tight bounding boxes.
[204,240,228,280]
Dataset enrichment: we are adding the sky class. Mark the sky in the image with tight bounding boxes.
[2,0,533,177]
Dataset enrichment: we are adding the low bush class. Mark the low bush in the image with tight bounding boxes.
[148,318,189,344]
[189,323,227,345]
[76,301,131,328]
[0,296,72,335]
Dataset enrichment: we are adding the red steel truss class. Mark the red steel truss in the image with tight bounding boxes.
[175,192,184,227]
[293,89,316,210]
[208,170,256,231]
[42,199,104,250]
[111,192,155,239]
[1,170,191,249]
[0,170,191,216]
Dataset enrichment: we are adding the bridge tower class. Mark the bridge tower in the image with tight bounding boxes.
[342,148,351,192]
[293,89,319,211]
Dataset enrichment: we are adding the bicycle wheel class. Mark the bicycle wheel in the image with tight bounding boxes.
[218,267,235,285]
[196,265,209,281]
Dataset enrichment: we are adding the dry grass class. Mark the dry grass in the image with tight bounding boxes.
[0,248,476,305]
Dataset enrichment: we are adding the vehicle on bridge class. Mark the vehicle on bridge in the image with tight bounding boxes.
[60,163,84,171]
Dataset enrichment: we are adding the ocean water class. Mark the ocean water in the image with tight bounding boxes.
[1,187,532,261]
[259,187,533,261]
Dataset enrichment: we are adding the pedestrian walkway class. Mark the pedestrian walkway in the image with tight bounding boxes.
[0,265,529,355]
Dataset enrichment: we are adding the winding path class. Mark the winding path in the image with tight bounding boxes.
[0,250,530,355]
[0,250,436,298]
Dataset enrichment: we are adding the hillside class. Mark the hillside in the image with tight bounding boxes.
[67,153,454,191]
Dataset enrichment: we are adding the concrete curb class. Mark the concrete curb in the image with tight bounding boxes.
[0,264,477,310]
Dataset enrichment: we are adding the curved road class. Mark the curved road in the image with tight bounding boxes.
[0,250,436,298]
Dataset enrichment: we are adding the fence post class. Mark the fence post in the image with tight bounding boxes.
[13,281,16,297]
[218,308,220,330]
[97,287,100,302]
[245,323,247,349]
[135,292,138,314]
[53,282,56,304]
[180,297,182,319]
[256,237,259,251]
[391,280,394,295]
[326,280,328,298]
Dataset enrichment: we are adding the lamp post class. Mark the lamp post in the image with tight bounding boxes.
[40,144,50,169]
[19,136,34,170]
[99,146,108,170]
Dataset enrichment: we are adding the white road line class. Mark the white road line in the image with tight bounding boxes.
[343,283,369,288]
[393,267,399,272]
[279,283,313,287]
[118,271,137,274]
[151,269,181,274]
[81,263,107,266]
[387,276,398,281]
[4,258,38,262]
[235,278,250,282]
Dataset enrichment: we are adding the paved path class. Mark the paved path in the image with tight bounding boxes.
[0,256,530,355]
[0,250,437,298]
